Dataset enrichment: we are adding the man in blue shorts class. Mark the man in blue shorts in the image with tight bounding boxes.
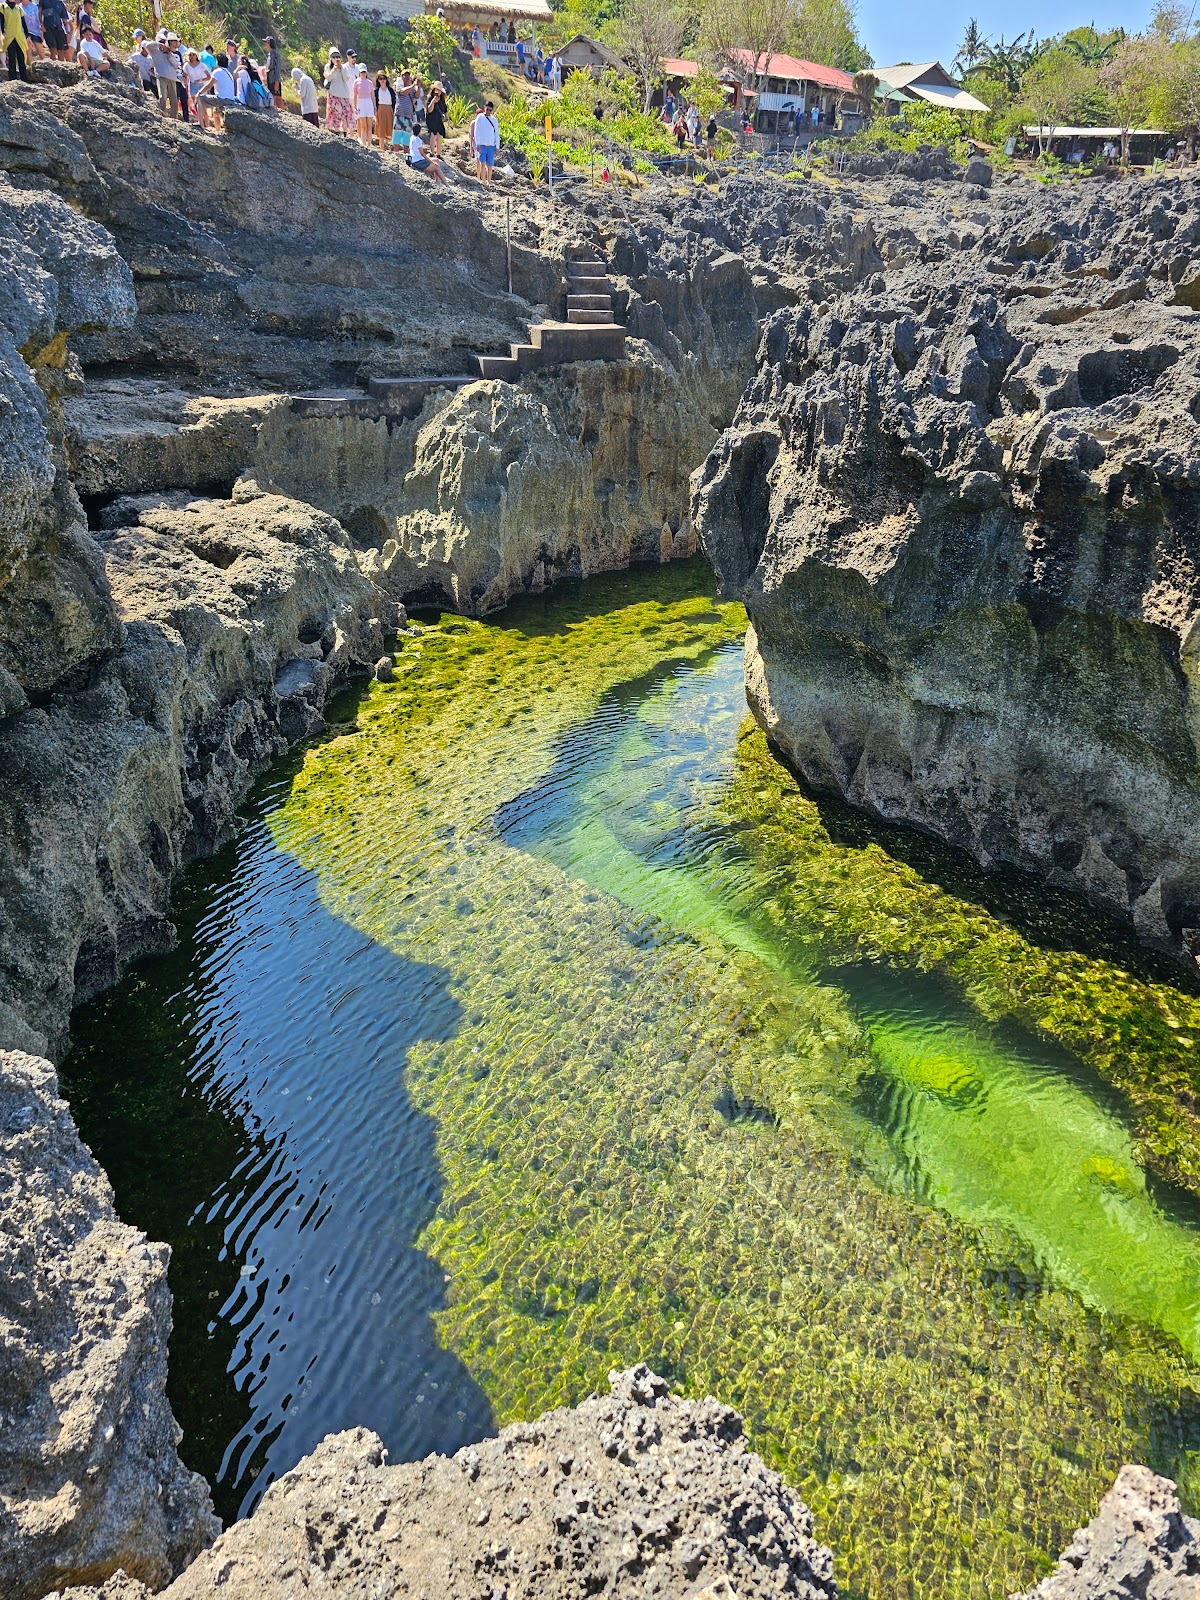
[471,100,498,182]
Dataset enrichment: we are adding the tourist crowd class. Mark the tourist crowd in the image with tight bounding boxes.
[2,1,483,184]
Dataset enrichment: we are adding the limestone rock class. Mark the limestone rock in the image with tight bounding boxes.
[0,492,383,1055]
[0,1049,218,1598]
[1012,1464,1200,1599]
[61,1367,837,1600]
[697,178,1200,955]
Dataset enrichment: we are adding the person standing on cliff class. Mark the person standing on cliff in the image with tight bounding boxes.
[471,99,498,182]
[263,34,282,107]
[323,48,356,135]
[3,0,30,78]
[291,62,318,124]
[41,0,67,57]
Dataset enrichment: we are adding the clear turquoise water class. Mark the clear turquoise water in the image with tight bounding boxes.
[62,566,1200,1597]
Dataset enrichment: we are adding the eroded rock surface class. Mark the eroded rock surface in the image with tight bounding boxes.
[62,1367,837,1600]
[697,180,1200,953]
[1013,1464,1200,1600]
[0,1049,218,1599]
[1,486,384,1056]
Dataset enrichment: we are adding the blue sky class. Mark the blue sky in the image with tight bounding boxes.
[859,0,1154,69]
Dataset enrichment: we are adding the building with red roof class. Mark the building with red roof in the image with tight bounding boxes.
[725,47,863,132]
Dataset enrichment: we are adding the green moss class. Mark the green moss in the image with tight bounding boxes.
[253,562,1200,1600]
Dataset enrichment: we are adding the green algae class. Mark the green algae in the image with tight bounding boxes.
[256,561,1200,1600]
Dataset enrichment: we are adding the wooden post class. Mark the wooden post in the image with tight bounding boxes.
[506,195,512,293]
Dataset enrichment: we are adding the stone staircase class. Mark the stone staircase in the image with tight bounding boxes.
[472,252,625,381]
[289,252,625,418]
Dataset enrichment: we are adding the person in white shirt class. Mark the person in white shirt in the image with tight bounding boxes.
[291,63,318,125]
[76,24,110,72]
[353,63,375,146]
[196,49,236,131]
[408,123,447,185]
[147,29,179,115]
[183,47,208,123]
[471,100,499,183]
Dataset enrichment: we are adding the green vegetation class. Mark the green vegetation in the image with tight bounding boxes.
[259,563,1200,1600]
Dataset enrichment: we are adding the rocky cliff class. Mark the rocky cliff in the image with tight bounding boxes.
[60,1367,838,1600]
[696,177,1200,955]
[0,1049,218,1598]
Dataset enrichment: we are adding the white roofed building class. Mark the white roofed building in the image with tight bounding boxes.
[874,61,989,114]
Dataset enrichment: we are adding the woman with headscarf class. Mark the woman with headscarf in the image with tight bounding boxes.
[2,0,30,79]
[323,46,355,136]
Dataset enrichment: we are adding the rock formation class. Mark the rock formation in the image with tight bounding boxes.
[58,1367,837,1600]
[696,179,1200,954]
[1013,1464,1200,1600]
[0,1049,218,1599]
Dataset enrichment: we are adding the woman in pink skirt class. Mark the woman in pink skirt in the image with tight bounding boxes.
[323,48,356,135]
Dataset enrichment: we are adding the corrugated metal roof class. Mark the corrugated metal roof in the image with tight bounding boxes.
[726,49,855,91]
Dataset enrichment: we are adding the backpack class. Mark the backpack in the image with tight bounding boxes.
[242,75,270,110]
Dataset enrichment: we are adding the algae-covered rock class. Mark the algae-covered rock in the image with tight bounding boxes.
[0,1049,218,1598]
[61,1367,837,1600]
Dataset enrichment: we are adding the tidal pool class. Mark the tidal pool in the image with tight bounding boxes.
[65,561,1200,1600]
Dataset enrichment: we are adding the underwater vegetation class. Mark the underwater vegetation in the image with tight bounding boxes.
[67,561,1200,1600]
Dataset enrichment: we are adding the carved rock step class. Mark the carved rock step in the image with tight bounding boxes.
[474,353,521,380]
[567,308,616,324]
[567,294,611,311]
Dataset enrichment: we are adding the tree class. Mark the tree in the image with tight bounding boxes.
[1062,24,1125,65]
[978,30,1039,95]
[790,0,869,70]
[955,17,986,75]
[688,65,731,117]
[1098,34,1160,161]
[1148,33,1200,147]
[701,0,796,94]
[1019,48,1097,150]
[403,14,458,81]
[613,0,687,110]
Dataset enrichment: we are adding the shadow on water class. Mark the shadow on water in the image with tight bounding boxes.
[63,759,493,1525]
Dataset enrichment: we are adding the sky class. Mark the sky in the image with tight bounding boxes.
[858,0,1154,70]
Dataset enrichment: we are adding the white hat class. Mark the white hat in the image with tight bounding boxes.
[133,27,144,36]
[155,28,167,41]
[357,64,368,73]
[291,65,303,78]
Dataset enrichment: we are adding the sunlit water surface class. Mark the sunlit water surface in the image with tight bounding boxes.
[65,565,1200,1600]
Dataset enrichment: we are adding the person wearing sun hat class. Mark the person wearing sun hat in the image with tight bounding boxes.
[147,27,180,116]
[322,45,355,136]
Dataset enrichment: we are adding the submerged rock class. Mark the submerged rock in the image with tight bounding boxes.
[0,1049,218,1598]
[62,1367,837,1600]
[697,180,1200,957]
[1013,1464,1200,1600]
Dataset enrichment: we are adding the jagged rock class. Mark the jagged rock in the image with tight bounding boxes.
[65,383,278,501]
[0,1049,218,1599]
[61,1367,837,1600]
[0,489,383,1055]
[0,175,134,704]
[1012,1464,1200,1599]
[697,178,1200,955]
[964,157,993,187]
[257,355,710,614]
